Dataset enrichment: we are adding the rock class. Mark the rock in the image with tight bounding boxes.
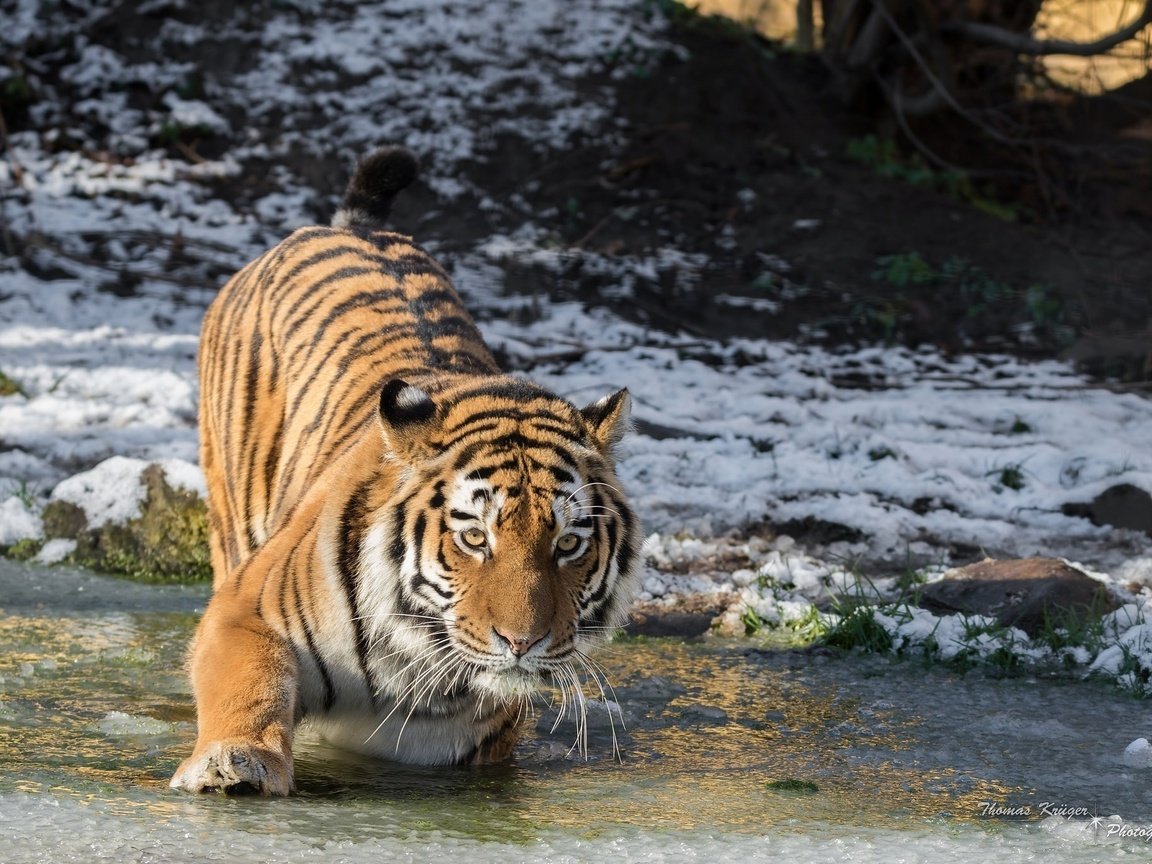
[41,500,88,539]
[918,557,1118,637]
[1123,737,1152,769]
[678,704,728,725]
[46,461,211,583]
[625,611,715,638]
[1063,483,1152,537]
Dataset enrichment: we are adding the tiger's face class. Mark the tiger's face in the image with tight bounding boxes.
[362,378,640,701]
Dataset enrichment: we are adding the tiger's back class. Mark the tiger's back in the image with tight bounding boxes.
[199,220,498,579]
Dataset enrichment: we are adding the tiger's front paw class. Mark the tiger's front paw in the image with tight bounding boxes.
[170,741,294,796]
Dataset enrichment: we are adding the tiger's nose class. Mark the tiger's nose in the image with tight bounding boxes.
[494,627,548,657]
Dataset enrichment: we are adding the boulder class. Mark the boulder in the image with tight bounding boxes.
[42,458,211,583]
[918,557,1118,637]
[1063,483,1152,537]
[625,611,716,638]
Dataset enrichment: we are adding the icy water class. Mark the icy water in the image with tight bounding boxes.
[1,560,1149,862]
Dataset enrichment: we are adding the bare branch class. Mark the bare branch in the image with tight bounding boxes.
[942,0,1152,57]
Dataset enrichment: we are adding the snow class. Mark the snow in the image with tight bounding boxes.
[96,710,176,738]
[1122,738,1152,769]
[1,0,1151,698]
[0,782,1148,863]
[50,456,204,529]
[0,497,40,545]
[33,538,76,565]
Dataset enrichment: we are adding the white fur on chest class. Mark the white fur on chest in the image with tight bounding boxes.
[303,701,496,765]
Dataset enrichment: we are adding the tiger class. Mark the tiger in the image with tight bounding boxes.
[169,146,641,796]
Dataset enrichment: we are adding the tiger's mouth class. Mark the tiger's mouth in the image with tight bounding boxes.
[465,656,556,699]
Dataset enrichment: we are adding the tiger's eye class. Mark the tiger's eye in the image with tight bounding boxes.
[460,527,487,549]
[556,533,580,553]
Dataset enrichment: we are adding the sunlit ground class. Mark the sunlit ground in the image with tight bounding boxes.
[689,0,1152,94]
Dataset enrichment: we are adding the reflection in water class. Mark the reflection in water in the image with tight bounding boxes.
[498,641,1015,832]
[0,613,193,798]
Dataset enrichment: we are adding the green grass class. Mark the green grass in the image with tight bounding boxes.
[873,251,936,288]
[1115,646,1152,699]
[1008,416,1032,435]
[766,778,819,793]
[822,603,893,653]
[152,119,216,148]
[847,134,1023,222]
[12,480,36,510]
[865,251,1074,349]
[741,605,769,636]
[1034,598,1112,658]
[2,537,43,561]
[988,463,1027,492]
[735,564,1150,696]
[0,371,27,397]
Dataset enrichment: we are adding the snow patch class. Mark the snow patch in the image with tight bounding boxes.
[96,711,174,737]
[50,456,205,529]
[0,497,41,545]
[34,538,76,565]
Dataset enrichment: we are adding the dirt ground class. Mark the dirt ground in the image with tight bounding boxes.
[395,14,1152,382]
[7,5,1150,382]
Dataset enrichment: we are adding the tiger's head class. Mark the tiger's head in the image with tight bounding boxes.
[360,376,641,701]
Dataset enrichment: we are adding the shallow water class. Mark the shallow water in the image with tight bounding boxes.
[1,559,1149,862]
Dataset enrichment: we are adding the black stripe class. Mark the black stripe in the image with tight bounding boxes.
[283,270,401,334]
[465,464,501,481]
[270,244,376,313]
[452,434,574,470]
[408,514,453,602]
[261,332,283,530]
[337,478,379,704]
[526,420,587,446]
[388,502,408,572]
[291,554,337,712]
[549,465,576,485]
[436,548,455,575]
[284,315,406,379]
[445,379,557,405]
[240,327,263,551]
[412,568,454,602]
[582,501,619,612]
[441,408,528,436]
[460,711,521,765]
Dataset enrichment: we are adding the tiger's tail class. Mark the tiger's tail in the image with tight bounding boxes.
[331,146,419,230]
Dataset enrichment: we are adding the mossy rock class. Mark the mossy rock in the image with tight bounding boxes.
[41,500,88,538]
[54,464,212,584]
[0,370,27,397]
[2,537,44,561]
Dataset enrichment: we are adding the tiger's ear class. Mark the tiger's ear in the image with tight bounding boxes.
[580,388,631,454]
[379,379,438,459]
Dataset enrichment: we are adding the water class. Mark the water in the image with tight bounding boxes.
[1,559,1148,862]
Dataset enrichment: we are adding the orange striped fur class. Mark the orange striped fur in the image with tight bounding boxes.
[171,148,641,795]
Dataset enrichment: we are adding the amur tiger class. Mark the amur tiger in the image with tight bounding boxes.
[170,147,641,796]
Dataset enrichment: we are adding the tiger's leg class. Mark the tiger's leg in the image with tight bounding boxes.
[170,599,298,795]
[469,700,527,765]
